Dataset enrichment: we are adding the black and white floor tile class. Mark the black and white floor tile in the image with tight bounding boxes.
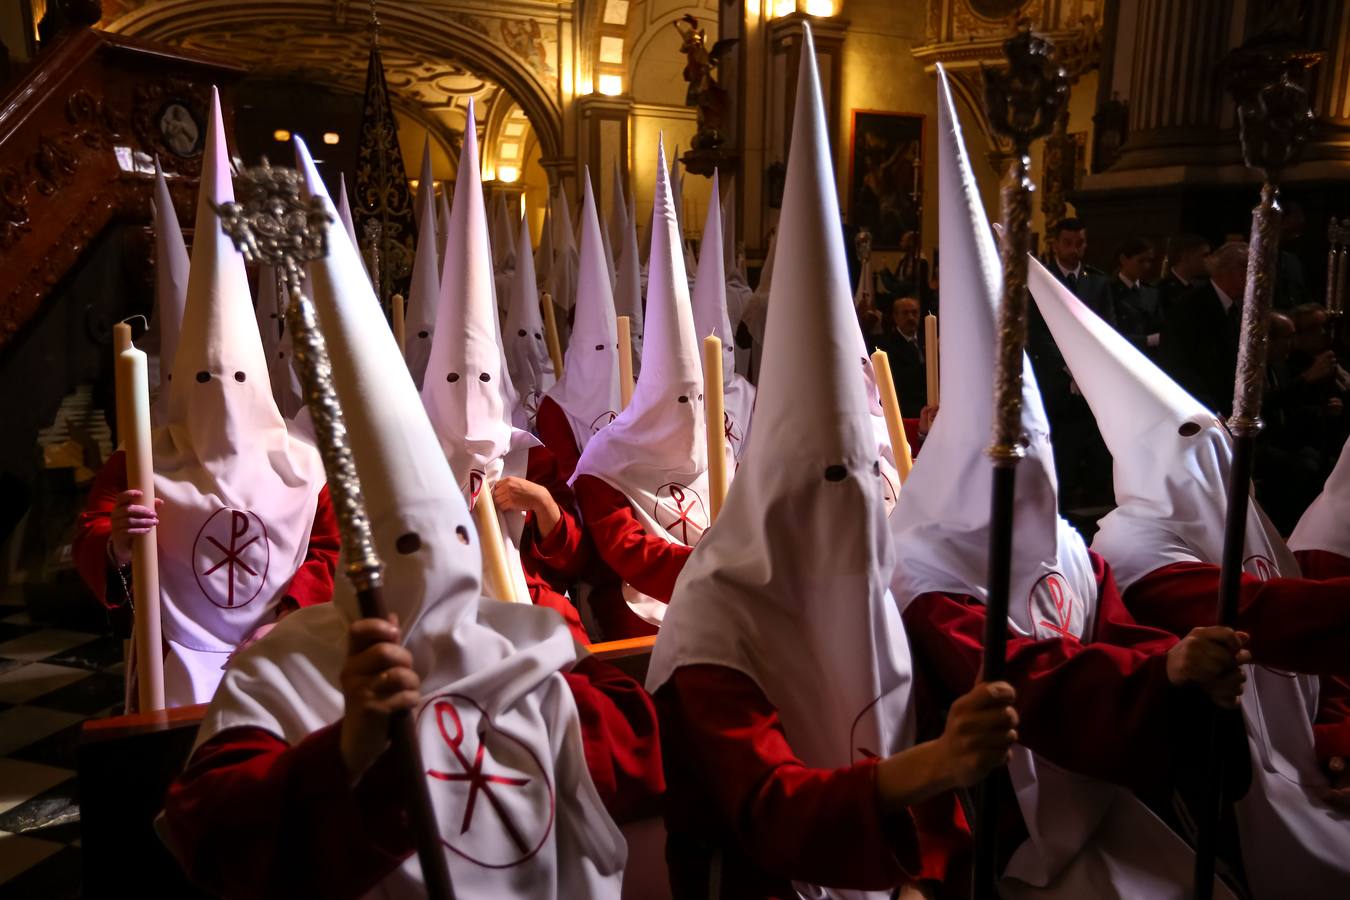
[0,588,124,899]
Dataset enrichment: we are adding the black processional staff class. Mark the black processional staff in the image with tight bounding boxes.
[213,160,457,900]
[973,28,1067,900]
[1192,39,1316,900]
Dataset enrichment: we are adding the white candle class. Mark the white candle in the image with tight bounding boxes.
[541,291,564,377]
[871,349,914,483]
[472,487,520,603]
[115,337,165,711]
[617,315,634,410]
[703,336,729,521]
[924,313,940,407]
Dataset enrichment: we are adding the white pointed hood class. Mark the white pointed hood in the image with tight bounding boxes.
[889,66,1096,640]
[574,139,709,523]
[691,170,756,458]
[194,137,625,897]
[404,138,443,389]
[607,160,628,266]
[544,172,622,451]
[150,158,189,425]
[613,186,645,373]
[151,88,324,705]
[337,172,361,263]
[669,152,699,280]
[504,210,556,430]
[649,31,915,862]
[535,202,554,288]
[549,185,580,310]
[491,191,515,272]
[436,182,451,278]
[252,265,304,420]
[422,99,538,507]
[1290,436,1350,559]
[1025,256,1298,586]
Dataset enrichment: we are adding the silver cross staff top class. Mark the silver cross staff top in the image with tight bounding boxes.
[212,159,383,590]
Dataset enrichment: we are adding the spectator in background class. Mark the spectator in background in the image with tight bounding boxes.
[1112,237,1164,358]
[875,295,928,418]
[1160,241,1246,416]
[1157,233,1211,314]
[1258,311,1328,533]
[1275,202,1309,310]
[1288,303,1349,448]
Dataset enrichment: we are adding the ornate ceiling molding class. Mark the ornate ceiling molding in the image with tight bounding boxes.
[100,0,564,159]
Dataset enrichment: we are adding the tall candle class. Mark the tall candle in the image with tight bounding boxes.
[540,291,565,377]
[472,487,519,603]
[870,349,914,483]
[115,338,165,711]
[703,336,729,521]
[617,315,635,410]
[924,313,940,407]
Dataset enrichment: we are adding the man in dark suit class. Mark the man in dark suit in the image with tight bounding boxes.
[1111,236,1165,359]
[1157,233,1211,317]
[876,295,927,417]
[1027,217,1116,509]
[1159,241,1247,417]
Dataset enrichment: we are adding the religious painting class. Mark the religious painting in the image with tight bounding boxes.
[848,110,924,251]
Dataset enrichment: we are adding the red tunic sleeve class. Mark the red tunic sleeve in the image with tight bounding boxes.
[573,474,691,603]
[279,486,340,611]
[73,450,129,608]
[522,445,592,584]
[1122,561,1350,676]
[902,554,1208,790]
[901,417,925,455]
[162,722,414,899]
[656,664,921,898]
[535,396,582,483]
[1295,549,1350,581]
[1315,675,1350,764]
[563,655,664,824]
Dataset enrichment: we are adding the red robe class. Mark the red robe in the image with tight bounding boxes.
[518,445,594,645]
[72,449,339,614]
[902,552,1244,877]
[655,665,927,899]
[1295,548,1350,581]
[572,475,692,640]
[535,396,583,483]
[1123,561,1350,767]
[161,656,663,899]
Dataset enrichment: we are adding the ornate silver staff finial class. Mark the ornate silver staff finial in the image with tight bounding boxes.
[363,217,383,304]
[369,0,381,45]
[212,160,383,591]
[983,27,1068,463]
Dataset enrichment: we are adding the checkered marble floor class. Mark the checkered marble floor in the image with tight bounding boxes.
[0,590,125,899]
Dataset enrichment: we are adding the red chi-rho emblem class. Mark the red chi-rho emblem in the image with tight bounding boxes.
[589,410,618,433]
[1243,554,1273,582]
[653,482,707,546]
[419,694,555,868]
[193,508,270,610]
[1028,572,1083,642]
[723,411,743,447]
[465,470,486,509]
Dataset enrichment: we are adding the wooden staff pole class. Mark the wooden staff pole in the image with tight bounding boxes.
[973,31,1067,900]
[870,350,913,482]
[114,332,166,712]
[472,487,520,603]
[617,315,635,410]
[392,293,406,355]
[214,160,456,900]
[924,313,940,407]
[1192,43,1316,900]
[541,291,565,377]
[703,336,729,521]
